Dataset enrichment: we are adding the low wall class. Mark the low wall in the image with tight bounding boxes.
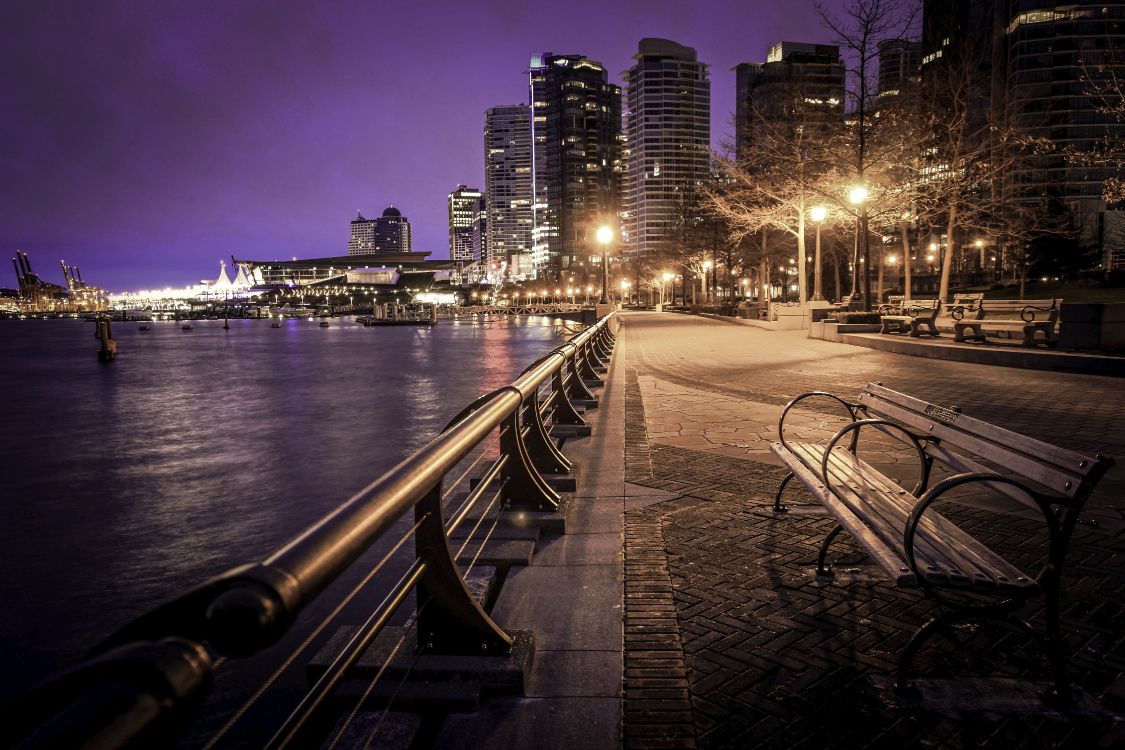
[1059,303,1125,352]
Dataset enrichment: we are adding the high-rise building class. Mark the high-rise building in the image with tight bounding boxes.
[348,206,412,255]
[622,39,711,260]
[347,212,377,255]
[999,1,1125,214]
[373,206,412,253]
[877,39,921,99]
[529,53,622,280]
[734,42,845,160]
[484,105,534,274]
[448,185,484,264]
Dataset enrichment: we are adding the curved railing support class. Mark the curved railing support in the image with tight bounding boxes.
[415,485,513,655]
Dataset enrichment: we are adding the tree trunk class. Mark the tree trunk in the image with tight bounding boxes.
[938,207,958,302]
[759,231,770,303]
[832,251,841,304]
[899,220,912,299]
[877,246,885,303]
[797,201,808,305]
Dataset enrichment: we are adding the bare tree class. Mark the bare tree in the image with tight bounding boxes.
[816,0,920,307]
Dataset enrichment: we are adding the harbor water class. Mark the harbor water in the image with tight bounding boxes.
[0,315,576,714]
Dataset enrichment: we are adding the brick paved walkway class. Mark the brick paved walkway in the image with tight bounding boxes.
[618,312,1125,750]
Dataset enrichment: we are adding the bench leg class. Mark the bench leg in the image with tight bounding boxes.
[896,602,1051,697]
[1043,576,1072,705]
[816,523,845,577]
[773,471,794,513]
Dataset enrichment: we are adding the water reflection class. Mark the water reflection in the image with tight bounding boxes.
[0,316,571,700]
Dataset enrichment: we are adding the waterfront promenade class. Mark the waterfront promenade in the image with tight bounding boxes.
[438,311,1125,749]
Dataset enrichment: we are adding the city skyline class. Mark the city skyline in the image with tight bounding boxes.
[1,0,841,289]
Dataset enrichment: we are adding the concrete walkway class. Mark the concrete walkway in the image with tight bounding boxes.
[433,311,1125,749]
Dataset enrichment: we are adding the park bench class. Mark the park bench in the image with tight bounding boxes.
[878,298,941,337]
[770,382,1113,700]
[953,298,1062,347]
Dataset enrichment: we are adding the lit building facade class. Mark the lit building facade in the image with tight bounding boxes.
[347,206,413,256]
[622,38,711,260]
[877,39,921,99]
[734,42,845,161]
[999,1,1125,212]
[448,185,485,264]
[484,105,534,274]
[529,53,622,279]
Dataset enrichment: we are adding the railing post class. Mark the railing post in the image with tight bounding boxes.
[520,389,572,475]
[547,368,588,432]
[560,347,598,406]
[498,395,561,511]
[414,486,513,655]
[577,340,604,387]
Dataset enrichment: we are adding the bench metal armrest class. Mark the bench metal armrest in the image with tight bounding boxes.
[903,472,1059,591]
[778,390,865,453]
[1020,304,1055,322]
[819,418,930,501]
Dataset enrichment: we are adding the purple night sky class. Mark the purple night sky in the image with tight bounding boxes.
[1,0,839,290]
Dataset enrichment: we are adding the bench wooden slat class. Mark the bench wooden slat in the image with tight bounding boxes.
[776,441,1037,594]
[773,441,916,586]
[812,447,1030,592]
[862,381,1099,478]
[859,383,1099,498]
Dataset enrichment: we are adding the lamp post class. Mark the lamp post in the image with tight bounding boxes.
[847,186,870,309]
[596,226,613,305]
[702,260,713,303]
[810,206,827,301]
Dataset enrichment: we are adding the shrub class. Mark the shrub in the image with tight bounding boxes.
[827,312,881,324]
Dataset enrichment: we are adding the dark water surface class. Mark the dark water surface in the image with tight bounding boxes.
[0,316,573,713]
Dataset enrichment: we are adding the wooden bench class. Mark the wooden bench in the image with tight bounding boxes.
[953,298,1062,347]
[878,298,941,337]
[769,383,1113,700]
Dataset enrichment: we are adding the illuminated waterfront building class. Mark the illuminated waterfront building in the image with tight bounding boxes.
[733,42,845,161]
[484,104,534,275]
[622,38,711,260]
[529,53,622,279]
[448,185,485,264]
[347,206,413,255]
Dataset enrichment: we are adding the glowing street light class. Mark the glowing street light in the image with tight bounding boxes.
[809,206,827,301]
[596,225,614,305]
[848,186,870,307]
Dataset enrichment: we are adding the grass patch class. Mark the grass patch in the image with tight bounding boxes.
[981,282,1125,303]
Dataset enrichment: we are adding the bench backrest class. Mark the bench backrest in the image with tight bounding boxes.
[980,298,1061,323]
[903,299,940,317]
[947,293,983,316]
[856,382,1112,507]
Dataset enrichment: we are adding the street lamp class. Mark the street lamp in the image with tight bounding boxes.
[661,272,673,306]
[848,186,870,308]
[596,225,613,305]
[810,205,827,301]
[702,260,713,303]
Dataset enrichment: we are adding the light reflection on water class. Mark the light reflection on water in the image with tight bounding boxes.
[0,316,569,704]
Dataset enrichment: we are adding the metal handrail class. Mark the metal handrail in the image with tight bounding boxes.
[6,312,617,750]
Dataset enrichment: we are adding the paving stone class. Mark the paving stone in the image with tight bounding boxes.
[618,312,1125,750]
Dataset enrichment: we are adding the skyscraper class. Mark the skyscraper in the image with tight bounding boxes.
[622,39,711,260]
[347,212,377,255]
[530,53,622,280]
[484,105,534,275]
[734,42,845,161]
[449,185,484,264]
[877,39,921,100]
[999,1,1125,213]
